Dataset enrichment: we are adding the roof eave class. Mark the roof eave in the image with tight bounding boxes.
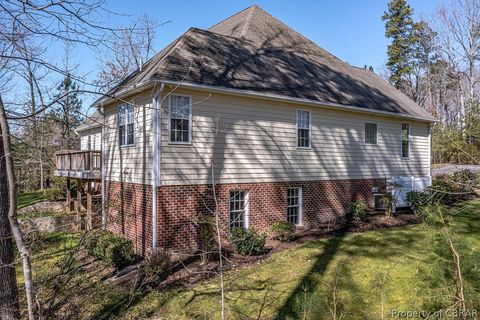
[159,80,437,123]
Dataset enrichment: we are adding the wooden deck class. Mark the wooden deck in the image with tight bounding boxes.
[54,150,101,180]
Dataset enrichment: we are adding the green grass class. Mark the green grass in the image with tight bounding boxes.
[119,201,480,320]
[14,201,480,319]
[17,190,51,209]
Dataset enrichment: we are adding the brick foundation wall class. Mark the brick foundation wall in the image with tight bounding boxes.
[105,178,385,254]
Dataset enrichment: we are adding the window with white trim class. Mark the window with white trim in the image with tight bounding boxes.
[169,95,192,143]
[118,104,134,146]
[365,123,377,144]
[401,123,410,158]
[287,187,302,225]
[229,190,248,230]
[297,110,311,148]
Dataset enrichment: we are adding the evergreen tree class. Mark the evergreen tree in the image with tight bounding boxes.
[51,74,83,150]
[382,0,418,89]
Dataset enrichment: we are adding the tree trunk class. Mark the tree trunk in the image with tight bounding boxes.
[0,94,36,320]
[0,127,19,320]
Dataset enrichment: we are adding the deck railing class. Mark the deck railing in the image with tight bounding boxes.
[55,150,101,179]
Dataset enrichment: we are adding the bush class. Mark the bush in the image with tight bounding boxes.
[351,201,368,221]
[231,228,266,255]
[145,250,170,278]
[452,169,479,193]
[84,229,110,255]
[270,221,296,242]
[430,175,457,204]
[85,230,135,270]
[42,188,65,201]
[406,191,433,213]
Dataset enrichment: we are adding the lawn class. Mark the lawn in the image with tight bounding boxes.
[119,201,480,320]
[15,201,480,319]
[17,190,51,209]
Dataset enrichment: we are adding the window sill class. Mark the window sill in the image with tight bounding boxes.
[296,147,312,151]
[120,144,135,149]
[168,141,193,146]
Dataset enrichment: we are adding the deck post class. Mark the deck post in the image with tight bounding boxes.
[66,178,71,213]
[76,179,83,231]
[86,182,92,230]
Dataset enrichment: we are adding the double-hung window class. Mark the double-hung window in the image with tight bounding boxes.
[401,123,410,158]
[169,95,192,144]
[118,104,134,146]
[287,187,302,225]
[365,123,377,144]
[229,190,248,230]
[297,110,311,148]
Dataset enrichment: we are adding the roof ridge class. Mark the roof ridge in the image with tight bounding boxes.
[240,5,256,38]
[207,5,254,32]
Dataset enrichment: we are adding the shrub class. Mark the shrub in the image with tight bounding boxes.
[430,175,457,204]
[406,191,433,213]
[270,221,296,242]
[85,230,135,270]
[145,250,170,278]
[84,229,110,255]
[351,201,368,221]
[198,215,216,263]
[230,228,266,255]
[452,169,479,193]
[42,188,65,201]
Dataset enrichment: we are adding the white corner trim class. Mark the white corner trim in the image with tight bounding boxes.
[151,83,164,251]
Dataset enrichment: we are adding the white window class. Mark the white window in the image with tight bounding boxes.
[287,187,302,225]
[118,104,134,146]
[297,110,311,148]
[169,95,192,144]
[229,190,248,230]
[401,123,410,158]
[365,123,378,144]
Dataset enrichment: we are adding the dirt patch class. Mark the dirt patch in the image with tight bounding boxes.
[155,210,420,290]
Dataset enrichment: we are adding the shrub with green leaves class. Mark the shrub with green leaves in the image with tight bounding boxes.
[270,221,296,242]
[351,201,368,221]
[406,191,433,213]
[430,175,457,204]
[42,188,65,201]
[231,227,267,255]
[452,169,479,193]
[85,229,135,270]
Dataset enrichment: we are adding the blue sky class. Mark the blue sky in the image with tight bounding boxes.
[74,0,444,111]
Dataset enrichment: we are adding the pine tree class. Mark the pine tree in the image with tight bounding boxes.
[382,0,417,89]
[50,74,83,150]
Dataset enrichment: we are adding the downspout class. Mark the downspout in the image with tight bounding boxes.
[152,83,164,251]
[100,104,106,229]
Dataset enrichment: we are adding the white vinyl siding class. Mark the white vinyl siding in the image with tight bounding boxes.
[160,89,431,185]
[364,123,377,144]
[80,129,102,150]
[103,94,153,185]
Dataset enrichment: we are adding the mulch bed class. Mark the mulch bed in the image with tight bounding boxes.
[154,210,421,290]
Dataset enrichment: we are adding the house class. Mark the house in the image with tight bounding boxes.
[60,5,434,254]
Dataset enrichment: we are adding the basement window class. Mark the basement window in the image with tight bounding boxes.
[118,104,134,146]
[169,94,192,144]
[287,187,302,225]
[229,190,248,230]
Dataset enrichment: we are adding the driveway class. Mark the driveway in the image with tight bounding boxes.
[432,164,480,177]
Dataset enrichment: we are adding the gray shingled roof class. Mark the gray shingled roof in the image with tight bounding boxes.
[76,110,102,132]
[97,5,434,121]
